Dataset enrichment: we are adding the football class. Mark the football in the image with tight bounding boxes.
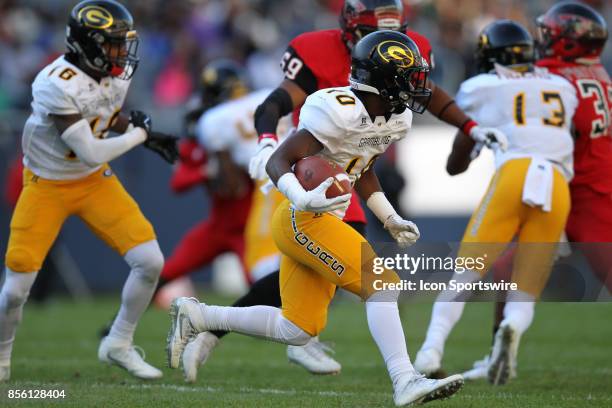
[294,156,351,198]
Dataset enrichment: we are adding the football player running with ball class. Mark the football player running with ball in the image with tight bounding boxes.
[0,0,178,381]
[168,31,464,406]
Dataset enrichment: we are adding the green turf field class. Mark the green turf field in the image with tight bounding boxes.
[0,294,610,407]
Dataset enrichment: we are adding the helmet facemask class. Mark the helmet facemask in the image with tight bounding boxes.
[100,29,139,80]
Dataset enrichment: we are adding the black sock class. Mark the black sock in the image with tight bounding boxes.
[210,271,281,339]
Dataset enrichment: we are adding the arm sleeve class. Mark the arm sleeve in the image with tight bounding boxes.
[60,119,146,167]
[298,94,345,154]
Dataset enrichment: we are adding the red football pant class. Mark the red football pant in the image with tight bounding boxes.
[160,219,247,283]
[565,186,612,292]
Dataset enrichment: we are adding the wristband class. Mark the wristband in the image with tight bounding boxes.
[258,133,278,143]
[461,119,478,136]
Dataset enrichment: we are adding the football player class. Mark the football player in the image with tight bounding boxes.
[180,63,341,381]
[155,61,253,297]
[0,0,178,381]
[194,0,505,381]
[462,1,612,382]
[413,20,578,385]
[167,31,465,406]
[249,0,506,192]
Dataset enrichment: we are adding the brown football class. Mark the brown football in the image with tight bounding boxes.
[294,156,351,198]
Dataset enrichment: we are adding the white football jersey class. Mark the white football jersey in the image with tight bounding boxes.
[22,56,130,180]
[299,86,412,218]
[457,64,578,180]
[198,88,291,170]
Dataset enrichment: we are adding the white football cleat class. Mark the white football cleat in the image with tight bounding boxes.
[414,348,442,376]
[287,337,341,375]
[182,332,219,383]
[488,323,518,385]
[98,336,162,379]
[462,354,489,381]
[393,373,464,406]
[167,297,201,369]
[0,364,10,382]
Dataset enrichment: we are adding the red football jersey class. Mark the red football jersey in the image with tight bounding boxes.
[537,58,612,193]
[282,28,433,222]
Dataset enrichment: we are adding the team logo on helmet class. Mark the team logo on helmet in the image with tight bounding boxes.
[377,40,415,68]
[78,5,114,29]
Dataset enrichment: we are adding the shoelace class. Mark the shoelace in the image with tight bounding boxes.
[307,340,337,360]
[122,344,146,363]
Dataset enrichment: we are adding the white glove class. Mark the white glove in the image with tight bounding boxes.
[248,138,277,180]
[277,173,351,213]
[469,126,508,152]
[384,214,420,247]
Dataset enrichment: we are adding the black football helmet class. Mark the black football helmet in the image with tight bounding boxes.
[66,0,139,80]
[475,20,535,73]
[340,0,405,48]
[536,1,608,60]
[200,59,249,109]
[349,30,431,114]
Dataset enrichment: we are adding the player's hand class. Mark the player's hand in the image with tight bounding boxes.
[293,177,351,213]
[384,214,420,247]
[129,110,152,135]
[469,126,508,152]
[249,138,277,180]
[144,131,179,164]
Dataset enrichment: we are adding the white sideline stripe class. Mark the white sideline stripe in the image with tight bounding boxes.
[8,381,612,402]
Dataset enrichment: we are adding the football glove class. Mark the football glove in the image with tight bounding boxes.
[248,138,277,180]
[384,214,420,247]
[277,174,351,213]
[469,126,508,152]
[144,131,179,164]
[129,110,152,135]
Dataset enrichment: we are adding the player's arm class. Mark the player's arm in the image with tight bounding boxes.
[250,44,318,180]
[427,80,508,151]
[53,113,147,167]
[446,130,477,175]
[355,164,419,246]
[265,129,350,213]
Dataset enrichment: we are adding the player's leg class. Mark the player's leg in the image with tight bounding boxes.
[416,160,527,376]
[269,201,463,403]
[488,169,570,385]
[158,219,229,287]
[183,189,349,381]
[77,169,162,379]
[566,187,612,292]
[462,248,514,381]
[0,171,69,381]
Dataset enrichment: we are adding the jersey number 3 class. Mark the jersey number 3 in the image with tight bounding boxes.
[577,79,612,138]
[514,91,566,128]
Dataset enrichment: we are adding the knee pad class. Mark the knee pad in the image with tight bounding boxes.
[5,247,40,273]
[125,240,164,281]
[277,316,311,346]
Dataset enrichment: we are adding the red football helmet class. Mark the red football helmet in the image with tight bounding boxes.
[339,0,405,48]
[536,1,608,60]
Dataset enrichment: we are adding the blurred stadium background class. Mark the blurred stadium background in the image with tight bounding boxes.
[0,0,611,295]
